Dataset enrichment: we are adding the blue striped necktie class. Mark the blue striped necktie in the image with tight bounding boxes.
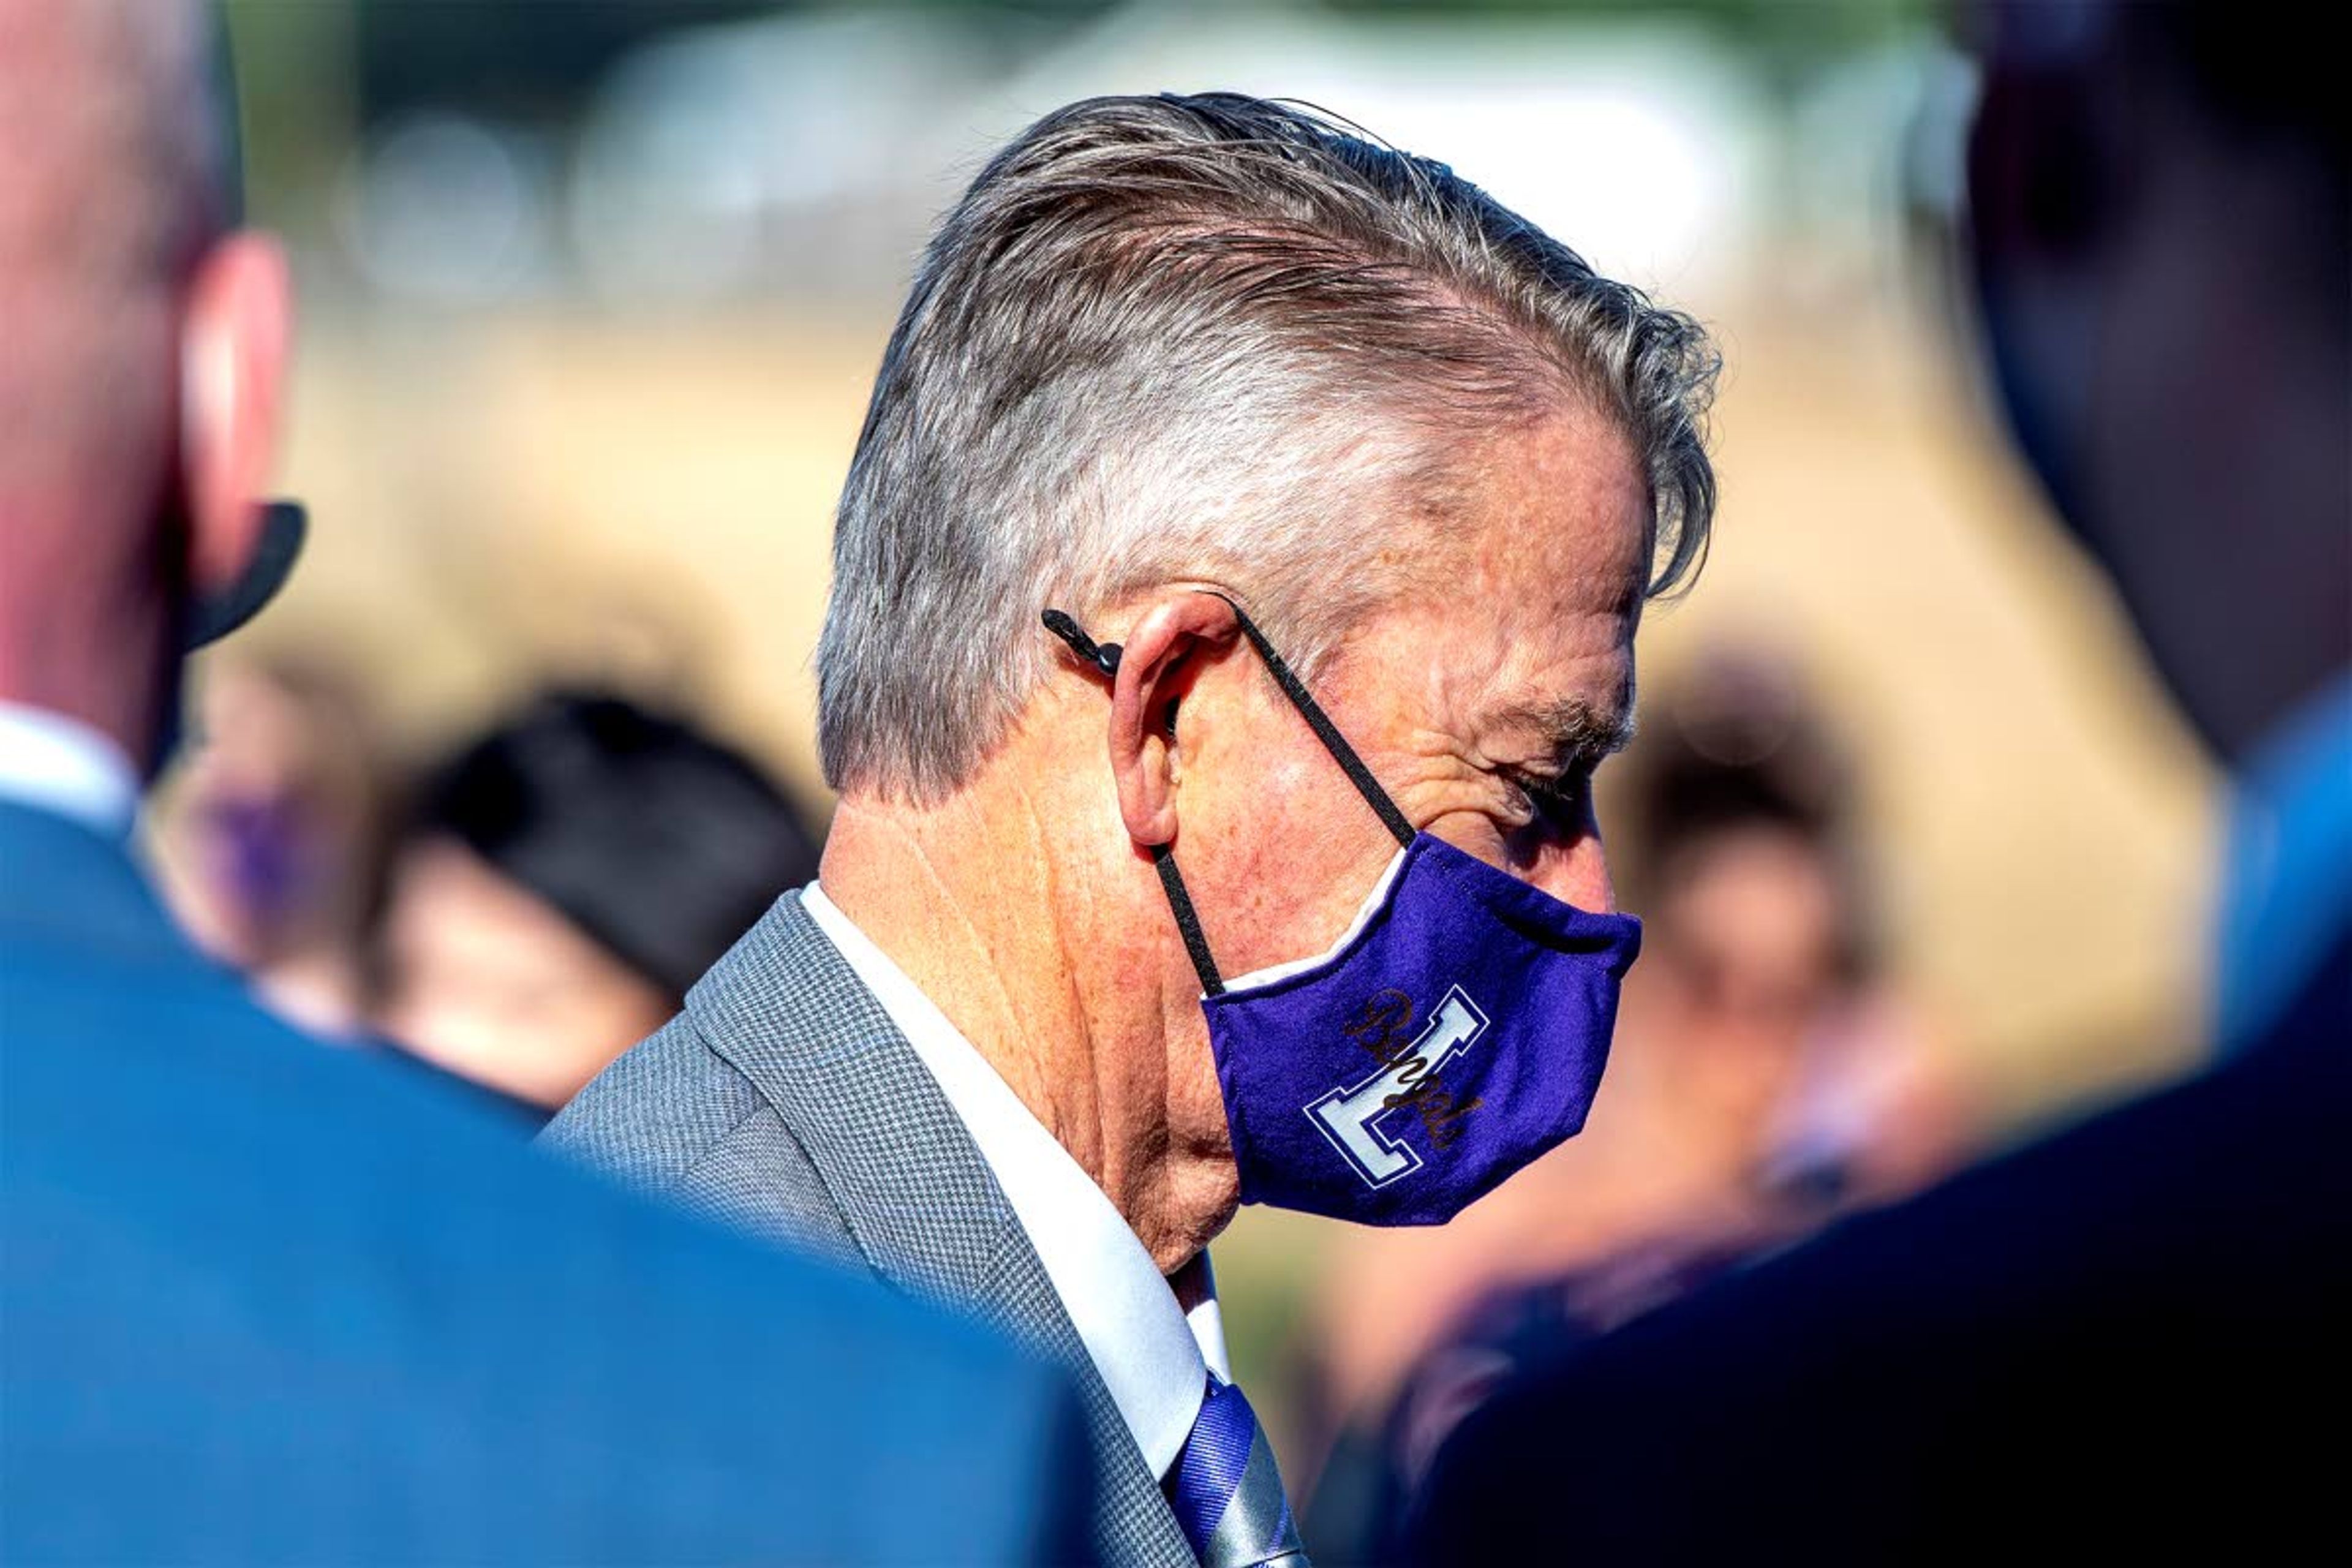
[1165,1373,1310,1567]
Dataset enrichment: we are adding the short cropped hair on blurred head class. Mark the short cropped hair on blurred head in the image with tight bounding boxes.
[818,92,1721,804]
[376,691,821,1110]
[410,691,819,1000]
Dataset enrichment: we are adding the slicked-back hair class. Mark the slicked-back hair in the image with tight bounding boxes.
[818,92,1719,803]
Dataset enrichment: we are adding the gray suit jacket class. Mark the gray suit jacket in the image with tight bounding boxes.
[545,890,1196,1567]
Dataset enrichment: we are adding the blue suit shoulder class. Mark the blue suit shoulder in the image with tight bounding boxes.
[1,805,1091,1564]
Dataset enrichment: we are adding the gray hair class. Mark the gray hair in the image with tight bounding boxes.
[818,92,1719,803]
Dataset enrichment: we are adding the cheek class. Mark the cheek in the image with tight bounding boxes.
[1178,734,1400,976]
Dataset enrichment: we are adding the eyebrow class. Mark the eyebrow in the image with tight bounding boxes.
[1490,695,1637,772]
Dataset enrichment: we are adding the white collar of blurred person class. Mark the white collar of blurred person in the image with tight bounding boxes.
[2213,669,2352,1057]
[0,701,140,839]
[802,881,1230,1477]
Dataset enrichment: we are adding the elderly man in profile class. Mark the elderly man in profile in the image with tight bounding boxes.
[549,92,1717,1567]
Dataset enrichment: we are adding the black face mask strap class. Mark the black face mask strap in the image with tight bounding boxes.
[1203,592,1416,850]
[183,500,307,650]
[1044,597,1408,998]
[1044,608,1226,994]
[1152,843,1224,997]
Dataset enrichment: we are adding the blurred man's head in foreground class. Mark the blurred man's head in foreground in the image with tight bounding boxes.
[1968,0,2348,761]
[375,691,821,1111]
[0,0,290,770]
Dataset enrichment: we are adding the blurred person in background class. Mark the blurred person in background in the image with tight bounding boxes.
[1600,650,1971,1218]
[548,91,1717,1568]
[375,688,821,1118]
[1300,647,1971,1559]
[1411,2,2349,1559]
[150,654,393,1039]
[0,4,1089,1559]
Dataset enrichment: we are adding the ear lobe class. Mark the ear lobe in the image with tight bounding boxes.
[1107,592,1240,848]
[181,233,290,597]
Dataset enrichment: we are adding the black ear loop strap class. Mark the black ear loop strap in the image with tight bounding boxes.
[1042,595,1415,997]
[1152,843,1224,996]
[1044,609,1227,994]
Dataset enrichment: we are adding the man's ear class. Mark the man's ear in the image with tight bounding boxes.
[1107,591,1239,848]
[180,232,290,597]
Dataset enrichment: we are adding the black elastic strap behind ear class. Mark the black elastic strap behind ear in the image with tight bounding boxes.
[1153,843,1224,997]
[184,500,307,650]
[1042,609,1122,677]
[1048,607,1226,989]
[1207,592,1417,850]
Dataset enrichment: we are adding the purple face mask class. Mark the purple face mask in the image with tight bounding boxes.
[1046,599,1641,1227]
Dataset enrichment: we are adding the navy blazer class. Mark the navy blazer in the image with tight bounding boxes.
[1409,930,2351,1564]
[0,801,1091,1564]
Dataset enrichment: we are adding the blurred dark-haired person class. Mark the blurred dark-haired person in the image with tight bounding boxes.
[1411,2,2349,1560]
[546,91,1718,1566]
[149,655,393,1038]
[375,690,821,1117]
[0,4,1087,1560]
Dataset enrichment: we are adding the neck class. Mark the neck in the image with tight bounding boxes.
[0,666,167,788]
[0,513,175,779]
[819,760,1231,1273]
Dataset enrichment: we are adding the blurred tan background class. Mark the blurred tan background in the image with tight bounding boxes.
[192,0,2217,1443]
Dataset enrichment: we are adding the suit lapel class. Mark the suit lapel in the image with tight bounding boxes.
[684,892,1194,1564]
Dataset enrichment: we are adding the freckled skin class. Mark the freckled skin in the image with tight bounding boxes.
[1169,405,1646,957]
[821,398,1656,1271]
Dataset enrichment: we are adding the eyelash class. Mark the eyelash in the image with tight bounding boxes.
[1501,765,1594,823]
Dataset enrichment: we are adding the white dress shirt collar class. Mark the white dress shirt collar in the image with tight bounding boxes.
[0,702,140,838]
[801,883,1226,1479]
